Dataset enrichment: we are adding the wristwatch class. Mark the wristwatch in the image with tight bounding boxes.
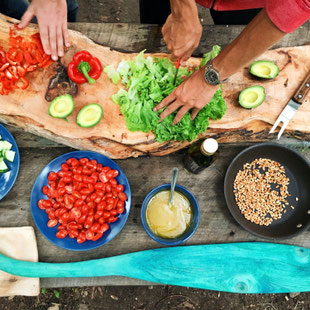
[204,60,227,85]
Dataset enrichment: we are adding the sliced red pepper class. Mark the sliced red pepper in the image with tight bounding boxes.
[5,53,17,66]
[25,64,37,72]
[0,63,10,72]
[8,66,19,80]
[17,65,26,77]
[15,51,23,65]
[24,51,37,65]
[19,77,29,90]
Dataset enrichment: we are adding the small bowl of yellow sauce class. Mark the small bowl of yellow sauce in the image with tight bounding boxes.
[141,184,200,245]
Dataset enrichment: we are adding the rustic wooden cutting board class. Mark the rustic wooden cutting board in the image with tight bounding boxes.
[0,14,309,159]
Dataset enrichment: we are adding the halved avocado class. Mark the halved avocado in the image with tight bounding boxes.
[49,94,75,119]
[250,60,279,79]
[77,103,103,128]
[239,85,265,109]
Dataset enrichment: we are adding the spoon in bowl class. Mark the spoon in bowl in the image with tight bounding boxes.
[169,167,179,207]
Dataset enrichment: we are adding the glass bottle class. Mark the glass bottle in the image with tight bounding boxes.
[183,138,218,174]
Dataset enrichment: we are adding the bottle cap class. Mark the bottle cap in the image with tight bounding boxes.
[201,138,218,155]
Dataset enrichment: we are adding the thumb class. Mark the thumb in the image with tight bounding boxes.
[18,6,35,29]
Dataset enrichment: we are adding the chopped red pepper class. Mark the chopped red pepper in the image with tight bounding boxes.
[67,50,102,84]
[0,28,54,95]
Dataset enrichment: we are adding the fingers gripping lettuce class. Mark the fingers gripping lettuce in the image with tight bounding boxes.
[107,47,227,142]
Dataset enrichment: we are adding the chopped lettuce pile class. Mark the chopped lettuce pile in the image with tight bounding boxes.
[104,45,227,142]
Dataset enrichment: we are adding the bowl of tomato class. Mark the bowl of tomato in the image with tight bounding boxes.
[30,150,131,251]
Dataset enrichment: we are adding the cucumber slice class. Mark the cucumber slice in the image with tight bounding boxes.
[49,94,75,119]
[77,103,103,128]
[239,85,266,109]
[2,140,12,151]
[0,158,8,173]
[0,141,5,151]
[4,150,15,162]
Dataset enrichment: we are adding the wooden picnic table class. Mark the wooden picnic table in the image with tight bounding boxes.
[1,22,310,288]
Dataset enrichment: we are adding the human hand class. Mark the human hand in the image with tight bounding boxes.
[18,0,70,60]
[153,68,218,124]
[162,13,202,65]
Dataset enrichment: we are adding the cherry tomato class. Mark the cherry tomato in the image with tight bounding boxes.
[57,225,66,230]
[84,215,94,229]
[81,205,89,214]
[118,192,127,201]
[43,200,52,208]
[77,214,87,224]
[98,217,106,225]
[110,210,118,216]
[117,207,125,214]
[77,232,86,243]
[42,186,49,196]
[103,211,111,218]
[102,166,111,173]
[48,210,56,220]
[106,170,114,179]
[67,222,79,231]
[47,219,58,227]
[108,216,117,223]
[61,163,69,171]
[105,184,112,193]
[99,172,109,183]
[98,223,109,234]
[56,230,68,239]
[97,201,106,211]
[116,184,124,193]
[112,170,119,178]
[38,199,46,210]
[92,232,103,241]
[109,178,117,187]
[85,230,94,240]
[71,207,82,219]
[117,200,125,209]
[73,174,83,182]
[48,171,58,182]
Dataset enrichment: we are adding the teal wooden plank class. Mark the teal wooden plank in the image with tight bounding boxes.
[0,242,309,293]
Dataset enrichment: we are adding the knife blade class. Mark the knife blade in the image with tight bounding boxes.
[173,58,181,86]
[269,71,310,139]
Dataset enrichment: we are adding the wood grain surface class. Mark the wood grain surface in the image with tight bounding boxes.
[0,15,309,159]
[1,243,310,293]
[0,16,309,288]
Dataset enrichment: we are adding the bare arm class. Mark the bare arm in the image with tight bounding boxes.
[162,0,202,64]
[155,8,286,124]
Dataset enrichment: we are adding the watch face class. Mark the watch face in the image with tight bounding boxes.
[205,69,219,85]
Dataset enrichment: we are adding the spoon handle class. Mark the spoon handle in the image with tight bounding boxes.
[169,167,179,205]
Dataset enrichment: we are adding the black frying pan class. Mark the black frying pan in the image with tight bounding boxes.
[224,143,310,239]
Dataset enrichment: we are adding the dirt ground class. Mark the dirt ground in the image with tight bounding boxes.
[1,1,310,309]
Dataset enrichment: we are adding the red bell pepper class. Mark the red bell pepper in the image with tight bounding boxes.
[67,50,102,84]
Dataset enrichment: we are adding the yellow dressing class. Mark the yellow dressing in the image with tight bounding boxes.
[146,190,192,238]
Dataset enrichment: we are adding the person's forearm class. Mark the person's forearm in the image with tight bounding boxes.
[169,0,198,19]
[213,9,286,81]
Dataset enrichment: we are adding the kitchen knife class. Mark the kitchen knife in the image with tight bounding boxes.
[270,71,310,139]
[0,242,309,294]
[173,58,181,86]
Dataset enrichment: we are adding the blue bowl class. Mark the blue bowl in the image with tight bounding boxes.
[141,184,200,245]
[31,150,131,251]
[0,124,20,201]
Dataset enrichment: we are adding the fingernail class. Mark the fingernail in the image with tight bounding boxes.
[65,42,71,47]
[52,55,58,61]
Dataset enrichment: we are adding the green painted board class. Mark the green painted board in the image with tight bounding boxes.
[1,242,309,293]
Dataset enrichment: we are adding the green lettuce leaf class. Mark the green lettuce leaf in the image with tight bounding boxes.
[104,65,121,84]
[105,47,226,142]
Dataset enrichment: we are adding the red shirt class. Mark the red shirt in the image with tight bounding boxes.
[196,0,310,33]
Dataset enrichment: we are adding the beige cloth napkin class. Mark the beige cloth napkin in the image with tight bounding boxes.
[0,227,39,296]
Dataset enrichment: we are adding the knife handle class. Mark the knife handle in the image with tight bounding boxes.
[293,71,310,104]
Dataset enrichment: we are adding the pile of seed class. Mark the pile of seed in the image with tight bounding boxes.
[233,158,291,226]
